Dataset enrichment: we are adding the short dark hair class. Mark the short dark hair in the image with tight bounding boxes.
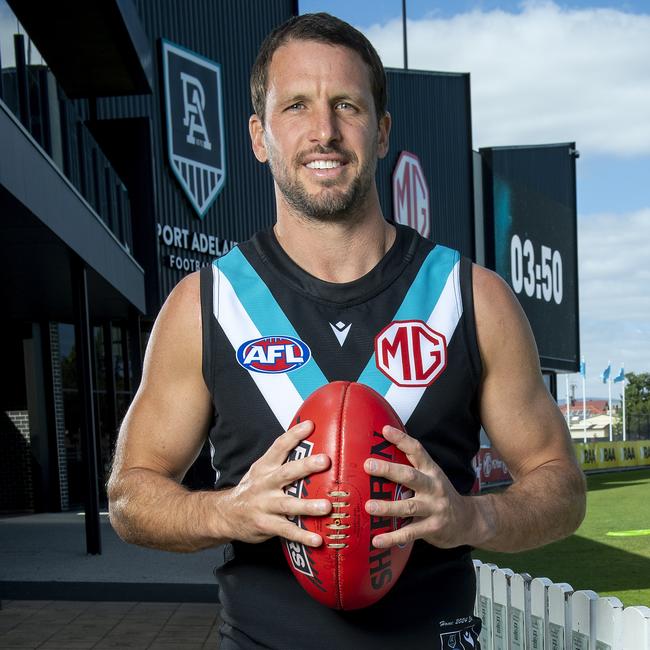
[250,12,387,124]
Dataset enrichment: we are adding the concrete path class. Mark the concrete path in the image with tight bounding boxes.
[0,600,222,649]
[0,512,223,648]
[0,512,220,602]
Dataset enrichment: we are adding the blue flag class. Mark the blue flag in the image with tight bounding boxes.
[579,359,586,377]
[613,366,625,383]
[601,363,611,383]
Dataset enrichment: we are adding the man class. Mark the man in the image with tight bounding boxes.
[108,12,586,649]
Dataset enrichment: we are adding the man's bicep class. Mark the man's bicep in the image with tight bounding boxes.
[473,265,576,479]
[113,272,213,482]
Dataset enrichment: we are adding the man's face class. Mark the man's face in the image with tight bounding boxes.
[249,39,390,222]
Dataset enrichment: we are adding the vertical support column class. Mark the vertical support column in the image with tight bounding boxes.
[48,323,69,511]
[0,37,4,101]
[72,255,101,555]
[549,371,558,401]
[103,322,118,453]
[120,323,131,395]
[14,34,31,130]
[128,306,143,393]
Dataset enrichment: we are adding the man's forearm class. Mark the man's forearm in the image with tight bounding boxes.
[469,461,586,553]
[108,468,233,552]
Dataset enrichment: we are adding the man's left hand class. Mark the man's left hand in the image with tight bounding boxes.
[364,425,481,549]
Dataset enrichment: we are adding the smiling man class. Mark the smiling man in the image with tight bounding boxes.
[108,13,586,650]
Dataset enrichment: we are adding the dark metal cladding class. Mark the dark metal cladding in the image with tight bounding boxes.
[97,0,294,313]
[480,143,580,372]
[96,2,474,313]
[378,69,474,259]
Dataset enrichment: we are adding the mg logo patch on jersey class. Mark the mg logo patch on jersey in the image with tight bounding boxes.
[375,320,447,387]
[236,336,311,374]
[161,40,226,218]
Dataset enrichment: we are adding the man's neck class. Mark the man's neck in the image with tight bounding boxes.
[273,208,396,284]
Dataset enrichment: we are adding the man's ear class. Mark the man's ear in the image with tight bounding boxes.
[249,114,268,163]
[377,111,391,160]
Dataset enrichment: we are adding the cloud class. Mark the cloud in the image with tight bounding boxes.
[578,208,650,321]
[577,208,650,395]
[362,1,650,156]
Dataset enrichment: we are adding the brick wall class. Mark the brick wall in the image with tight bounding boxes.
[0,410,34,512]
[49,323,69,510]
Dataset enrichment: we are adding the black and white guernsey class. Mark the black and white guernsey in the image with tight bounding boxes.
[199,223,483,650]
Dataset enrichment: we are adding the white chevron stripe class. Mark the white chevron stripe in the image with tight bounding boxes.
[385,260,463,425]
[212,264,303,430]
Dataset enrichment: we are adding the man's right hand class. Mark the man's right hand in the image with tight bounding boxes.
[218,419,332,547]
[109,273,331,553]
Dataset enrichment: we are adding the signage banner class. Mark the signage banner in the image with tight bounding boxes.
[474,440,650,491]
[575,440,650,471]
[162,39,226,218]
[392,151,430,239]
[475,447,511,488]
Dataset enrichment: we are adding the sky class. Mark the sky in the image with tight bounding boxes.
[300,0,650,398]
[1,1,647,399]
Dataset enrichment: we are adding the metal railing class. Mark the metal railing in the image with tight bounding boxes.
[1,34,132,252]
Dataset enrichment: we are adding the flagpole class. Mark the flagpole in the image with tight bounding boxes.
[622,368,627,442]
[565,374,570,424]
[582,370,587,444]
[608,376,613,442]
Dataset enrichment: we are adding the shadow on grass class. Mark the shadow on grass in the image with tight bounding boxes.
[584,467,650,492]
[474,533,650,594]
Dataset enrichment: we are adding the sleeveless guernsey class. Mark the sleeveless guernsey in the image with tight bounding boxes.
[200,223,483,650]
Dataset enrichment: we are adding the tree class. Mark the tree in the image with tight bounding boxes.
[619,372,650,440]
[623,372,650,414]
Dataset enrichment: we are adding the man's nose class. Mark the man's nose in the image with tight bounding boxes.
[309,106,341,146]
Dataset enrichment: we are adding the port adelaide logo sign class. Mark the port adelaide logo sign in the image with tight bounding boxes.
[161,40,226,218]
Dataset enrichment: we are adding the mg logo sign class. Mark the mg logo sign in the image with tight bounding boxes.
[375,320,447,387]
[162,40,226,218]
[392,151,430,238]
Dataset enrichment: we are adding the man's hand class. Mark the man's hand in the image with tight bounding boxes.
[363,425,481,550]
[219,420,333,547]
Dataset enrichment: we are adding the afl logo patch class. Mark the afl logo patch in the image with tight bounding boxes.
[236,336,311,374]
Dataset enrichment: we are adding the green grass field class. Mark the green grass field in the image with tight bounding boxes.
[473,468,650,607]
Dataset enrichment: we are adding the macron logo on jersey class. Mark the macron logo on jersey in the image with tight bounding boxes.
[236,336,311,374]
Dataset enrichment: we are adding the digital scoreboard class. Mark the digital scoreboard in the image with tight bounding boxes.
[480,143,580,372]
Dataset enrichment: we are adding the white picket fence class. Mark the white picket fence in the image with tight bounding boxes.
[474,560,650,649]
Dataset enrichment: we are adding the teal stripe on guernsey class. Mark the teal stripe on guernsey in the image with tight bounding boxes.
[357,245,460,395]
[217,246,328,399]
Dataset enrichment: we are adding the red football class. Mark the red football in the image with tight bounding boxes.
[282,381,414,610]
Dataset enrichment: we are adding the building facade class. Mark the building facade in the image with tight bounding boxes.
[1,0,479,527]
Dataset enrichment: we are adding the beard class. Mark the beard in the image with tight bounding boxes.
[266,141,377,223]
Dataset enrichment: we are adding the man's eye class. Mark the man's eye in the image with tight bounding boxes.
[287,103,305,111]
[336,102,355,111]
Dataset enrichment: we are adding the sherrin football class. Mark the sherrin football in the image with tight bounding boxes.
[282,381,414,610]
